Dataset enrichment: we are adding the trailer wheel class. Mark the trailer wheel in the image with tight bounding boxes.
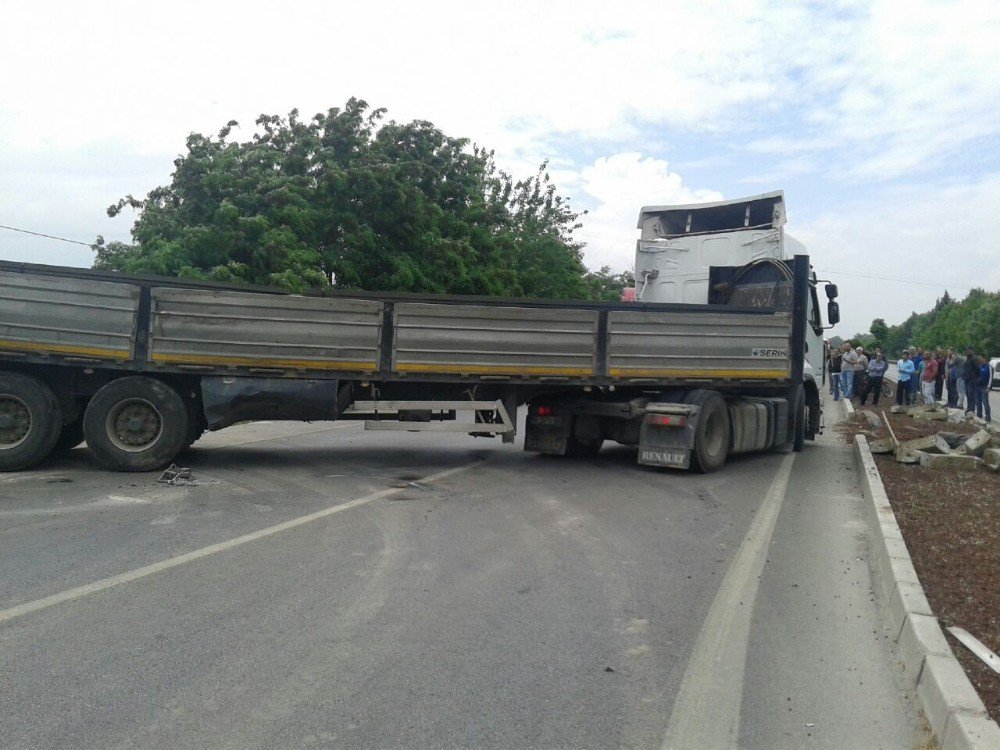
[0,372,63,472]
[791,384,806,452]
[84,377,189,472]
[685,389,730,473]
[52,413,86,453]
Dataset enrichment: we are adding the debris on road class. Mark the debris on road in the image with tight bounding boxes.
[158,464,194,485]
[878,405,999,470]
[947,627,1000,675]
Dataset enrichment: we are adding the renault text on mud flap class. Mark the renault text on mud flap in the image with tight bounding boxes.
[640,449,687,466]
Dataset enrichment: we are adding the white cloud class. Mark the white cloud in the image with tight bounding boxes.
[793,175,1000,337]
[575,153,723,271]
[1,0,998,343]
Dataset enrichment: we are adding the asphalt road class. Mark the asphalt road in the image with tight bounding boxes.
[1,405,924,749]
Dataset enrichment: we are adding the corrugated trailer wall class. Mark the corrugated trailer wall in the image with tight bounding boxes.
[392,303,599,378]
[148,288,383,373]
[1,265,795,387]
[606,310,792,381]
[0,270,139,361]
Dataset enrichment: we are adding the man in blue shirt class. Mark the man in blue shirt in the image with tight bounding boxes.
[896,351,915,406]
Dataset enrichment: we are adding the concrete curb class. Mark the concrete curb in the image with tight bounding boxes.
[853,431,1000,748]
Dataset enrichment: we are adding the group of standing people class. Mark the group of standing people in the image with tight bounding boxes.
[827,342,888,405]
[827,342,994,422]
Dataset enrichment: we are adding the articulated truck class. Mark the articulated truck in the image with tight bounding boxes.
[0,191,838,474]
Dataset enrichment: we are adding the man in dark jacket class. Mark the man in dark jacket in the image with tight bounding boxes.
[963,347,980,415]
[828,345,843,401]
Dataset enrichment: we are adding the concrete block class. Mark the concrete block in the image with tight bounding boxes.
[915,410,950,421]
[875,547,921,615]
[896,447,923,464]
[900,435,951,454]
[918,453,983,471]
[891,405,908,414]
[961,429,994,458]
[983,448,1000,472]
[942,713,1000,750]
[888,580,933,639]
[869,437,895,454]
[897,613,952,686]
[863,410,884,429]
[938,432,967,449]
[917,654,988,744]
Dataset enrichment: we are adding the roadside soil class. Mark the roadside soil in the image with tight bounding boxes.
[838,401,999,723]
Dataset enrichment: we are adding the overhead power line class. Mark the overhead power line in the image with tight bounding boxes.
[0,224,93,248]
[813,268,977,291]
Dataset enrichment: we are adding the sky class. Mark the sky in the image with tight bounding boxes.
[1,0,998,340]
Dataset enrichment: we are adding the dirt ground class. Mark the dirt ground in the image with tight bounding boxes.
[839,406,999,723]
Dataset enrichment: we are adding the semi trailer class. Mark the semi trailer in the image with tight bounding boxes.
[0,193,838,474]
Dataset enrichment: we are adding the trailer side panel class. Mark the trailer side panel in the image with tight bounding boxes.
[0,270,139,362]
[148,287,383,373]
[392,303,599,378]
[607,310,792,381]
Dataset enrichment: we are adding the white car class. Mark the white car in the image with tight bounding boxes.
[991,357,1000,390]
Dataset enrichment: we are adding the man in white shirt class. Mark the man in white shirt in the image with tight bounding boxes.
[841,343,858,399]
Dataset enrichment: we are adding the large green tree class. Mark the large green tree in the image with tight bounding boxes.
[94,99,590,298]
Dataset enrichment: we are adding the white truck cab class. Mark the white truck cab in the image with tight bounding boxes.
[632,190,835,390]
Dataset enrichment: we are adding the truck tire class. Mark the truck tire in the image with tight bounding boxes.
[0,372,63,472]
[52,413,86,453]
[84,376,189,472]
[790,384,806,452]
[566,436,603,457]
[685,389,730,473]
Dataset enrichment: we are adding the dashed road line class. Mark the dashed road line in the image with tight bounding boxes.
[0,460,479,625]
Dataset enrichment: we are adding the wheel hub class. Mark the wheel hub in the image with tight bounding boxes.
[109,400,162,449]
[0,395,31,448]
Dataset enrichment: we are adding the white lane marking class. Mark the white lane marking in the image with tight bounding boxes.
[0,461,478,625]
[662,453,796,750]
[0,473,72,485]
[0,494,168,517]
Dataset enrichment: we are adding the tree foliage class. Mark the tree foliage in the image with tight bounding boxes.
[869,318,889,349]
[863,289,1000,357]
[94,99,595,298]
[583,266,636,301]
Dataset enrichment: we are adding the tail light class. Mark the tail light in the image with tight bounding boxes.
[535,405,553,417]
[648,414,686,427]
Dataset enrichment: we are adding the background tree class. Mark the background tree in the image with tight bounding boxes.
[94,99,594,298]
[583,266,636,301]
[869,318,889,349]
[867,287,1000,357]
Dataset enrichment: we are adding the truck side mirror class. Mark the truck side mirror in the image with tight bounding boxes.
[827,300,840,325]
[825,283,839,300]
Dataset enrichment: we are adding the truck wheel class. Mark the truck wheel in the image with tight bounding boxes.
[685,389,730,473]
[84,377,189,472]
[566,436,603,457]
[52,413,86,453]
[791,384,806,452]
[0,372,63,472]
